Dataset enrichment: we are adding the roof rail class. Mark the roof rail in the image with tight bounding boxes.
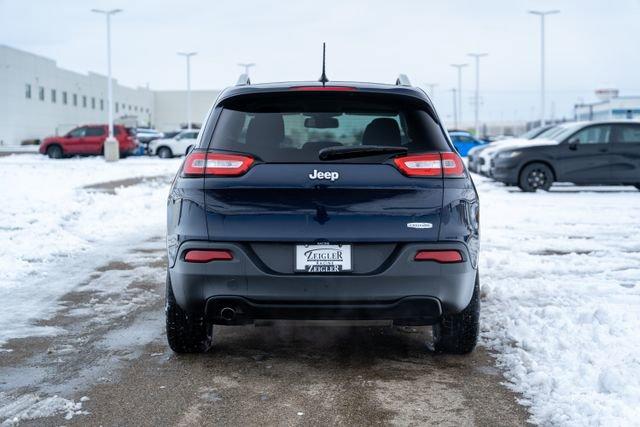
[395,74,411,86]
[236,73,251,86]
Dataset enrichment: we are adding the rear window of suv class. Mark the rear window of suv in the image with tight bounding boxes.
[207,92,449,163]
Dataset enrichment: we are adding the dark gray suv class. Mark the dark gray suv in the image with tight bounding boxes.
[165,76,481,354]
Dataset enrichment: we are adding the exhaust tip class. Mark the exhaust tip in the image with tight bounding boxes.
[220,307,236,321]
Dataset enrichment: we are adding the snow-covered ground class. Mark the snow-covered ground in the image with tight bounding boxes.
[0,155,639,425]
[476,174,640,426]
[0,155,181,345]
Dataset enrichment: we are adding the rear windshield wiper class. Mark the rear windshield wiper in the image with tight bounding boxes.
[319,145,408,161]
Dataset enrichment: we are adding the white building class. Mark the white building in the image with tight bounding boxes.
[154,90,220,131]
[574,89,640,121]
[0,45,220,146]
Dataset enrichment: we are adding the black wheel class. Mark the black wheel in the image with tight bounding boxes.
[166,272,212,353]
[46,145,63,159]
[157,146,173,159]
[432,273,480,354]
[518,162,553,192]
[635,184,640,191]
[185,145,194,155]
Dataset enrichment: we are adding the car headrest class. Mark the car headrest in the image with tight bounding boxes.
[245,114,285,149]
[362,118,401,146]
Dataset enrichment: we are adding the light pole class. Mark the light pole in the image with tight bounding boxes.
[424,83,438,102]
[91,8,122,161]
[237,62,256,77]
[529,10,559,126]
[450,64,468,127]
[468,53,488,137]
[451,88,458,128]
[177,52,197,130]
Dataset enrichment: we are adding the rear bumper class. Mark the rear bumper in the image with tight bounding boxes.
[120,141,138,155]
[169,241,477,326]
[206,296,442,325]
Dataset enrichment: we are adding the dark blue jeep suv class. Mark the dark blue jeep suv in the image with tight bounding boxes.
[166,77,480,354]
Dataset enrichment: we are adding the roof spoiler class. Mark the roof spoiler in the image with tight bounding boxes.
[395,74,411,86]
[236,73,251,86]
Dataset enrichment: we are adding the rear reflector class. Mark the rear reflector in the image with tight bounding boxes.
[183,152,254,177]
[289,86,357,92]
[414,250,463,263]
[393,152,465,178]
[184,250,233,263]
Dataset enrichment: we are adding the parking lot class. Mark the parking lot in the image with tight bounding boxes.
[0,155,638,425]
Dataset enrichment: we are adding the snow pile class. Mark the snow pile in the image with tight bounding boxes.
[0,155,181,345]
[477,176,640,425]
[0,393,89,425]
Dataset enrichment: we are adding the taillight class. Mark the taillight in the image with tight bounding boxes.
[184,249,233,263]
[440,152,465,177]
[393,153,442,176]
[414,250,463,263]
[393,152,465,178]
[183,152,254,177]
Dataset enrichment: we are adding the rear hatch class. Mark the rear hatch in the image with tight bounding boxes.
[190,90,462,272]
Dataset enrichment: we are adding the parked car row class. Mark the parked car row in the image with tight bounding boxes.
[39,125,198,159]
[448,130,486,156]
[467,121,640,192]
[148,130,199,158]
[39,124,138,158]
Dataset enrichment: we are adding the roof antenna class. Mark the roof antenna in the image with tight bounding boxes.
[318,42,329,85]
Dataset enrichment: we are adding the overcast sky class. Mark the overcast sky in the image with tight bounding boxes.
[2,0,639,123]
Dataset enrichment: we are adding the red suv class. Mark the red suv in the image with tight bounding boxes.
[39,125,138,159]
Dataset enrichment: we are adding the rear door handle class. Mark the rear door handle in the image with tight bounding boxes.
[599,148,608,153]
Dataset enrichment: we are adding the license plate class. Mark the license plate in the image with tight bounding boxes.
[295,244,352,273]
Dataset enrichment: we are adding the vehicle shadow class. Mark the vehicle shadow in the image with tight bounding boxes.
[204,323,436,365]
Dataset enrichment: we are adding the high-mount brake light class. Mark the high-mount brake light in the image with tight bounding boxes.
[414,250,463,263]
[183,152,254,177]
[289,86,357,92]
[393,152,465,178]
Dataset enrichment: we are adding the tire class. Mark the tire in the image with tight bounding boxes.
[518,162,553,192]
[157,146,173,159]
[432,273,480,354]
[166,272,212,353]
[46,145,63,159]
[635,184,640,191]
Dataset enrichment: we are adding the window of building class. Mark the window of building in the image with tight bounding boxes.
[51,89,57,103]
[25,84,32,99]
[62,91,68,105]
[82,96,87,108]
[39,86,45,101]
[115,102,119,113]
[128,104,132,111]
[91,97,95,109]
[100,99,104,111]
[73,93,78,106]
